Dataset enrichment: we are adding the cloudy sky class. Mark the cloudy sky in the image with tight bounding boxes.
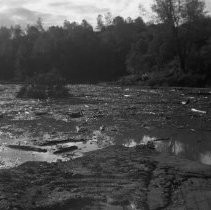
[0,0,210,28]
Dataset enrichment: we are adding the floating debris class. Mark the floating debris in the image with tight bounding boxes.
[191,108,207,114]
[124,95,131,98]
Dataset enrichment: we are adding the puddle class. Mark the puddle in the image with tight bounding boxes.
[200,152,211,165]
[1,126,211,168]
[0,130,114,168]
[122,128,211,165]
[0,146,66,169]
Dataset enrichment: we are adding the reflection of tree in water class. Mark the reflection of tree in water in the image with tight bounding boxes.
[122,131,211,166]
[171,141,184,155]
[200,152,211,165]
[157,139,199,160]
[156,138,211,165]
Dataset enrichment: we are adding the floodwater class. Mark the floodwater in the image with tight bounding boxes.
[0,84,210,168]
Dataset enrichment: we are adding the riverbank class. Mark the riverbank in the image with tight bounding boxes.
[116,73,211,88]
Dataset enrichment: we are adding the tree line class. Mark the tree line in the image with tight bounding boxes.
[0,0,210,86]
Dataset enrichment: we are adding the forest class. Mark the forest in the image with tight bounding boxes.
[0,0,210,86]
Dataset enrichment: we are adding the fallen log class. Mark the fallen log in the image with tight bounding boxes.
[7,145,47,153]
[53,146,78,154]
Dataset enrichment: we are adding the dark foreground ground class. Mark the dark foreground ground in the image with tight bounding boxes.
[1,145,211,210]
[0,84,211,209]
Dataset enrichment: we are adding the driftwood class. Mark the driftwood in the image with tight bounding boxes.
[7,145,47,153]
[53,146,78,154]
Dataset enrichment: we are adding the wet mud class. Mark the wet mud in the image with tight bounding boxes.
[1,146,211,209]
[0,84,210,167]
[0,84,211,209]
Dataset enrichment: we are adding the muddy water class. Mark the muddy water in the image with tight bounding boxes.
[0,84,210,168]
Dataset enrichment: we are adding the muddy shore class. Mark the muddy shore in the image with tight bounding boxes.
[1,145,211,210]
[0,84,211,209]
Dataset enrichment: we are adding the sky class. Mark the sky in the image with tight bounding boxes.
[0,0,210,28]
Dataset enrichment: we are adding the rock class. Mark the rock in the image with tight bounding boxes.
[181,99,190,105]
[100,125,105,131]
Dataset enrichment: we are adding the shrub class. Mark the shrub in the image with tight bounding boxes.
[17,71,69,99]
[147,70,206,87]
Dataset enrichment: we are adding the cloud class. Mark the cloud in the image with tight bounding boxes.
[0,0,28,8]
[0,7,53,27]
[49,2,109,14]
[206,1,211,14]
[0,0,210,27]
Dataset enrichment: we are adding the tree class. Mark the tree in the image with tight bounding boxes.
[81,19,93,31]
[0,3,209,87]
[152,0,206,72]
[96,15,104,31]
[105,12,113,26]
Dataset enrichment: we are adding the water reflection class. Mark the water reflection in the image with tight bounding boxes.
[124,136,156,148]
[155,140,185,156]
[171,141,184,155]
[200,152,211,165]
[123,131,211,166]
[1,126,211,168]
[0,146,65,169]
[124,139,138,148]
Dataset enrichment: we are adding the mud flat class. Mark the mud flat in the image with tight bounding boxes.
[0,84,211,167]
[1,145,211,210]
[0,84,211,209]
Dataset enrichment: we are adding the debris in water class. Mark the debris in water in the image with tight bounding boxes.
[191,108,207,114]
